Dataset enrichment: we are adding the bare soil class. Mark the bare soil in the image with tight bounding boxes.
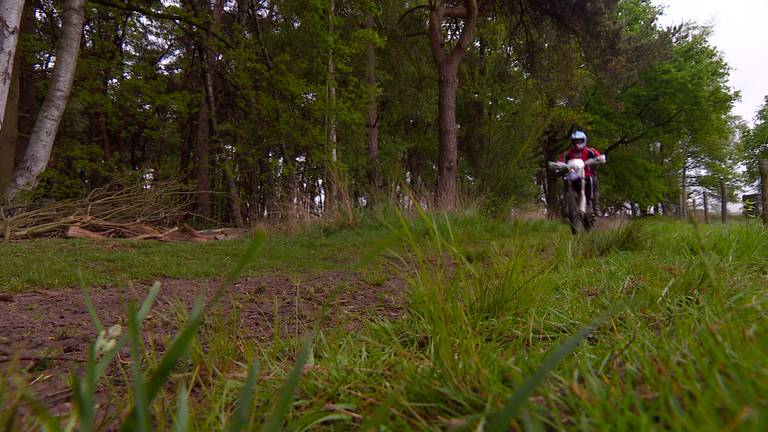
[0,273,406,412]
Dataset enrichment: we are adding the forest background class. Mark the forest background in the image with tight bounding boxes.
[2,0,767,224]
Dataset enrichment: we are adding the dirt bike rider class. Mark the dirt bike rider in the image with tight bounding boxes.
[548,130,606,219]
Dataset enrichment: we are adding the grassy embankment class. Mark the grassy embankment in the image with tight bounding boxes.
[1,212,766,430]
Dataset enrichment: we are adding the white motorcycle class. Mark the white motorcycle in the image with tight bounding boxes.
[548,158,602,234]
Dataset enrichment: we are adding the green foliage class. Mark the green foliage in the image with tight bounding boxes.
[600,146,667,209]
[742,96,768,184]
[35,140,113,199]
[6,0,742,217]
[583,18,738,210]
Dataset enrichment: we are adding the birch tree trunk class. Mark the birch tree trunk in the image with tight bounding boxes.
[4,0,84,203]
[0,0,24,130]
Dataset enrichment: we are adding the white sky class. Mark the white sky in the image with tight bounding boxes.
[654,0,768,126]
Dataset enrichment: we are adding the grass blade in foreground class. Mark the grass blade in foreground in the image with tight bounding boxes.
[72,348,97,432]
[360,393,396,431]
[261,334,314,432]
[94,281,159,379]
[79,275,104,333]
[227,361,261,432]
[486,302,630,431]
[128,304,150,432]
[137,282,162,322]
[173,383,189,432]
[120,236,265,431]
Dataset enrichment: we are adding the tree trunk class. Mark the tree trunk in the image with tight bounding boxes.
[325,0,338,211]
[720,180,727,224]
[406,148,426,198]
[4,0,84,203]
[11,0,31,170]
[199,0,244,227]
[194,94,211,217]
[759,160,768,226]
[541,130,565,219]
[545,167,560,219]
[680,162,687,219]
[428,0,478,210]
[0,0,24,130]
[364,14,383,193]
[436,62,460,209]
[115,129,125,168]
[690,197,696,219]
[224,160,244,226]
[15,0,34,167]
[259,153,272,218]
[0,53,19,193]
[179,115,193,178]
[94,108,109,161]
[702,191,709,224]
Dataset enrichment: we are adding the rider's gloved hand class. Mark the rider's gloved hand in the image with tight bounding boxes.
[584,155,606,166]
[548,161,568,171]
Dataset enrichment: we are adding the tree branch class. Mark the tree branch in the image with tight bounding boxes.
[397,4,430,25]
[604,132,646,154]
[449,0,478,63]
[428,7,447,65]
[604,106,686,154]
[86,0,233,49]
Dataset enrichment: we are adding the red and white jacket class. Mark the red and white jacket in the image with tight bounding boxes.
[559,147,604,177]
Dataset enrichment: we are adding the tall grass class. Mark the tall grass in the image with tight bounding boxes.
[1,215,767,430]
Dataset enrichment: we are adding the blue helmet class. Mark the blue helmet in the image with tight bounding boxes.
[570,130,587,150]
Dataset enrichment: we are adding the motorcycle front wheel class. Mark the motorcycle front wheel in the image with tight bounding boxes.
[584,202,595,232]
[565,188,584,235]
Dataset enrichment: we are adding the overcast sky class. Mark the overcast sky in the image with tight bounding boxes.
[654,0,768,125]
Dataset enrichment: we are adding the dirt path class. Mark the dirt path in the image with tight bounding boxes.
[0,273,406,411]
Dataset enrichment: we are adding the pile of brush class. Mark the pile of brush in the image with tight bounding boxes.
[0,180,244,242]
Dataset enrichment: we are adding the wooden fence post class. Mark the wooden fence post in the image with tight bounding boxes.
[720,181,727,224]
[759,160,768,225]
[702,191,709,224]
